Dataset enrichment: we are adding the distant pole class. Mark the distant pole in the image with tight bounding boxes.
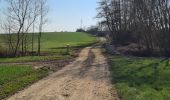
[81,18,83,29]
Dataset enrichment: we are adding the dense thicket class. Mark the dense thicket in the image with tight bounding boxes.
[97,0,170,56]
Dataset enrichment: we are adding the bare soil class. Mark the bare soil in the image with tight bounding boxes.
[7,46,119,100]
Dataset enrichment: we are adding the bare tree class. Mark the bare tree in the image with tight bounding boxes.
[23,0,40,55]
[1,17,14,55]
[31,0,39,54]
[38,0,48,56]
[97,0,170,56]
[5,0,41,56]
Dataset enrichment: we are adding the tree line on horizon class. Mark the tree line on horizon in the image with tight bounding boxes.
[0,0,48,57]
[97,0,170,56]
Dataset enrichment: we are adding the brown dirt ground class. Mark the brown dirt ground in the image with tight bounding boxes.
[7,46,119,100]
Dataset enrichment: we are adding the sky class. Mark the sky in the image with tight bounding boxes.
[0,0,99,32]
[45,0,99,32]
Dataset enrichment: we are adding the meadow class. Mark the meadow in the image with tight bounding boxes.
[40,32,97,52]
[110,56,170,100]
[0,32,97,62]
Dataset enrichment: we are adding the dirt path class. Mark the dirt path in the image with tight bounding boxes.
[7,47,119,100]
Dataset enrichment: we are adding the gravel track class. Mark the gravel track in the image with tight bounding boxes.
[8,46,119,100]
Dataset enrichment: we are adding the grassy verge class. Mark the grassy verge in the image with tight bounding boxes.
[0,65,48,99]
[109,56,170,100]
[0,55,70,63]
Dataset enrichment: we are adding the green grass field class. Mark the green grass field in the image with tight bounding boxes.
[40,32,97,52]
[0,65,48,99]
[0,32,97,52]
[0,32,97,62]
[110,56,170,100]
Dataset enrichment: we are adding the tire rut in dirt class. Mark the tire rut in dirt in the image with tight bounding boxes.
[79,49,95,78]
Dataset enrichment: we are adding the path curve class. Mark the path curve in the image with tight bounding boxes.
[8,46,119,100]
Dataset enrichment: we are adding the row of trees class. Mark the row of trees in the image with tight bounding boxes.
[1,0,48,57]
[97,0,170,56]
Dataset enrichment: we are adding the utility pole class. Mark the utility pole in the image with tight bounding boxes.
[80,18,83,29]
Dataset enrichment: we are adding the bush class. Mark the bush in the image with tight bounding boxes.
[76,28,85,32]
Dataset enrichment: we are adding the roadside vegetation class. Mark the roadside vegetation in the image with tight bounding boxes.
[0,55,68,63]
[0,65,48,99]
[97,0,170,57]
[109,56,170,100]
